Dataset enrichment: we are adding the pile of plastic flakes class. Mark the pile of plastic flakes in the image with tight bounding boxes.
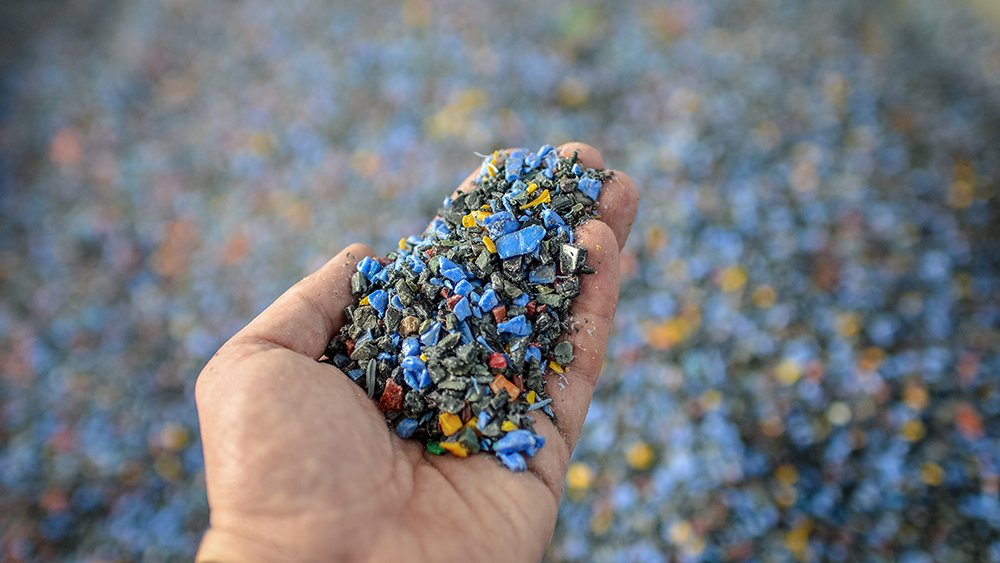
[327,146,607,470]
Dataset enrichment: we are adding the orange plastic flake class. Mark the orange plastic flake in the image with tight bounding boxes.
[520,189,551,209]
[439,413,463,436]
[548,360,564,374]
[490,374,520,401]
[439,441,469,458]
[482,235,497,253]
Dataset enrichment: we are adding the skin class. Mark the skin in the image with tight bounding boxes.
[195,142,640,562]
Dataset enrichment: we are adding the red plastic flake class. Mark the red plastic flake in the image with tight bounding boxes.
[525,300,537,318]
[446,294,463,310]
[379,379,404,412]
[492,305,507,323]
[424,248,436,258]
[376,257,393,266]
[440,287,451,299]
[345,339,355,356]
[511,374,525,393]
[489,352,508,370]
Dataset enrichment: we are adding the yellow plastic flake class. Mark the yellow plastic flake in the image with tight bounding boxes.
[920,462,944,486]
[420,353,427,362]
[548,360,564,374]
[487,150,499,176]
[439,413,463,436]
[566,462,594,492]
[901,419,926,442]
[501,420,518,432]
[526,390,537,404]
[359,295,370,306]
[520,189,551,209]
[526,182,538,194]
[775,464,798,485]
[719,265,747,292]
[439,441,469,458]
[785,519,813,560]
[398,237,407,250]
[775,359,801,385]
[626,442,655,470]
[482,235,497,253]
[462,210,492,228]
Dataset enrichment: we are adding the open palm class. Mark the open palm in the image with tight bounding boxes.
[195,143,639,562]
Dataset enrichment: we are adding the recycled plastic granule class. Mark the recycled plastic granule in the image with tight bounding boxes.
[325,145,610,471]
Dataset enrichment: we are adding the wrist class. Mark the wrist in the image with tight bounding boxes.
[196,527,313,563]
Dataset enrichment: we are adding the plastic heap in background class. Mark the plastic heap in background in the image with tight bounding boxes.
[325,145,608,471]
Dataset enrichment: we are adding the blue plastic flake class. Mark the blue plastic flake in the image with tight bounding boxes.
[577,175,602,201]
[347,368,364,381]
[483,210,519,237]
[513,293,530,307]
[355,328,373,346]
[376,351,394,363]
[390,294,404,311]
[469,290,481,304]
[356,256,382,282]
[401,337,421,357]
[396,418,419,439]
[497,314,532,336]
[458,320,474,344]
[373,267,390,284]
[442,196,452,209]
[524,151,541,170]
[408,254,425,273]
[420,321,442,346]
[454,296,472,321]
[479,439,492,452]
[505,150,526,181]
[476,335,494,351]
[501,194,517,215]
[525,345,542,363]
[367,289,388,317]
[402,356,431,389]
[509,180,527,195]
[538,144,555,157]
[477,411,491,430]
[494,429,546,457]
[453,279,473,297]
[430,219,450,238]
[438,256,465,282]
[528,264,556,283]
[572,163,583,176]
[401,355,425,371]
[527,398,552,411]
[497,451,527,472]
[479,287,499,311]
[541,208,566,229]
[495,224,546,259]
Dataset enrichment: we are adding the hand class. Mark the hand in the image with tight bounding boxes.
[194,142,639,562]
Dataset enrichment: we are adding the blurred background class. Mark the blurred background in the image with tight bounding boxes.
[2,0,999,561]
